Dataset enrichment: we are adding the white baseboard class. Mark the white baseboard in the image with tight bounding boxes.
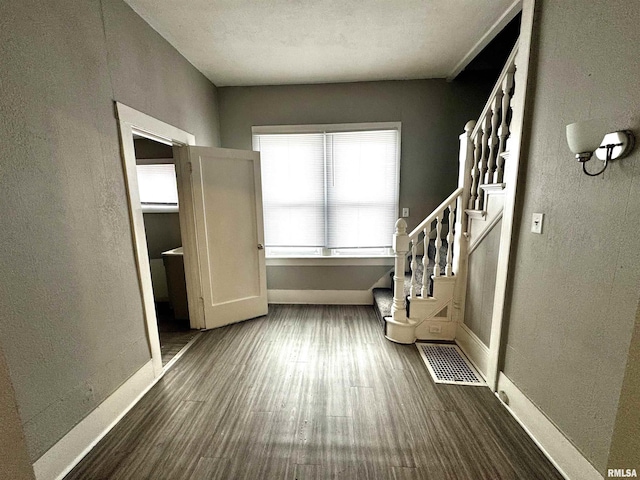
[496,373,603,480]
[33,360,160,480]
[455,322,489,377]
[267,289,373,305]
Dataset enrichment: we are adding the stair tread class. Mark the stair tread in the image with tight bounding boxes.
[374,240,448,322]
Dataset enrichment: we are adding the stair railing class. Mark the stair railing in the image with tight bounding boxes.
[468,42,518,212]
[391,188,463,324]
[390,39,520,327]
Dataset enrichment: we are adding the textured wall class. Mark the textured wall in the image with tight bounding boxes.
[0,346,35,480]
[218,79,492,290]
[464,219,502,347]
[503,0,640,473]
[267,266,392,291]
[607,299,640,472]
[0,0,219,461]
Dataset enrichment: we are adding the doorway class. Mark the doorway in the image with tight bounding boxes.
[117,102,268,376]
[133,136,200,367]
[115,102,202,377]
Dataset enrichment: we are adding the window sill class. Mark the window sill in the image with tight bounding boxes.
[266,255,395,267]
[141,204,179,213]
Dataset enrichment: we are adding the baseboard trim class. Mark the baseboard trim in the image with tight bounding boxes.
[496,373,603,480]
[455,323,489,377]
[267,289,373,305]
[33,360,160,480]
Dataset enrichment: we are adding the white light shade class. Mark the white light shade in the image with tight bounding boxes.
[566,119,607,154]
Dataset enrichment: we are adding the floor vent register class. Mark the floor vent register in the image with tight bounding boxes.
[417,343,485,386]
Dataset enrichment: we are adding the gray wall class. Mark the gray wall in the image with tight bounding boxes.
[464,219,502,347]
[0,346,35,480]
[267,266,392,291]
[0,0,220,461]
[607,299,640,471]
[503,0,640,474]
[143,213,182,259]
[219,80,492,290]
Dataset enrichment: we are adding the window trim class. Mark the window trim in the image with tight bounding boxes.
[265,255,395,267]
[252,122,402,258]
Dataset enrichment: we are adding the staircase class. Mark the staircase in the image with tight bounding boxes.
[373,242,447,326]
[378,41,519,346]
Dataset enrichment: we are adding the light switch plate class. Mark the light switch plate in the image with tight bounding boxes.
[531,213,544,234]
[402,207,409,218]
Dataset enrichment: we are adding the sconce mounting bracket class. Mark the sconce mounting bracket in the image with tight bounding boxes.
[595,130,635,162]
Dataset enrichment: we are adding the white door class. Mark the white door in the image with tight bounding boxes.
[178,146,268,329]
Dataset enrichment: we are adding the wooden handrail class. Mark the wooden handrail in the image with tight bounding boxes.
[408,187,464,239]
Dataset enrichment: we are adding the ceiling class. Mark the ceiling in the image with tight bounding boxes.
[125,0,518,87]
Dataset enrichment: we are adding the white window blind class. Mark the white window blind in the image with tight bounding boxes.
[326,130,399,248]
[136,164,179,205]
[253,134,325,247]
[253,125,400,253]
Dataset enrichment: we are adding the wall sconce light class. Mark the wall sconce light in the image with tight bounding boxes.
[566,119,635,176]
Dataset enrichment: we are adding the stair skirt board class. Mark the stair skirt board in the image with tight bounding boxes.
[417,343,486,386]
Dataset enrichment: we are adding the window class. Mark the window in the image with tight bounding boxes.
[253,123,400,256]
[136,163,179,212]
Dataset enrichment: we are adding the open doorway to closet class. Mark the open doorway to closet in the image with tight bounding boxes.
[133,137,199,366]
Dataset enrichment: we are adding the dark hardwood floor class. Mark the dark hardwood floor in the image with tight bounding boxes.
[66,305,562,480]
[156,302,200,366]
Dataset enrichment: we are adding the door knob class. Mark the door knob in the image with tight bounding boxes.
[257,244,264,250]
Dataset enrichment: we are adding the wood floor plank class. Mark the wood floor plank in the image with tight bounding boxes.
[65,305,563,480]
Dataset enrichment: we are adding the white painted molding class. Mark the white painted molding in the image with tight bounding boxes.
[252,122,401,135]
[447,0,522,80]
[455,323,489,377]
[465,209,487,220]
[486,0,536,391]
[496,373,603,480]
[33,361,159,480]
[140,204,179,213]
[266,256,395,267]
[468,209,504,255]
[267,289,373,305]
[479,183,506,194]
[116,101,204,349]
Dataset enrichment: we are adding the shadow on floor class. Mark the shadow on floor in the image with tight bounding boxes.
[156,302,199,366]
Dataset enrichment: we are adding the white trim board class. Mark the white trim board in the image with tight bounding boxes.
[33,361,159,480]
[455,322,489,378]
[115,102,202,369]
[268,289,373,305]
[496,373,603,480]
[266,256,394,267]
[446,0,522,80]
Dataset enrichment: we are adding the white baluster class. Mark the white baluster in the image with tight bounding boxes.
[409,240,417,298]
[469,132,482,209]
[391,219,409,323]
[433,214,442,279]
[485,93,502,185]
[476,114,491,210]
[421,228,429,297]
[446,201,455,276]
[495,68,515,184]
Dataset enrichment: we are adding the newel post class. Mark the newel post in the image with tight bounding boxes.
[391,218,409,323]
[452,121,475,323]
[457,120,475,243]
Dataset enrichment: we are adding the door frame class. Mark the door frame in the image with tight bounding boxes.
[485,0,536,390]
[115,102,201,377]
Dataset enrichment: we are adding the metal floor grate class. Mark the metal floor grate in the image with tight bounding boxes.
[416,343,485,386]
